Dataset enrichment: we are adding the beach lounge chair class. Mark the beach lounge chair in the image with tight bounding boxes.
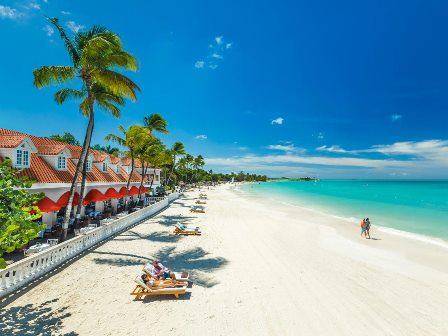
[142,263,190,283]
[131,276,187,300]
[195,200,206,204]
[173,223,201,235]
[190,206,205,213]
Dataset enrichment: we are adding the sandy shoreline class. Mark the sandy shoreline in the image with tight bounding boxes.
[2,185,448,335]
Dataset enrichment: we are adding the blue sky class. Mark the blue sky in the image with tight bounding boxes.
[1,0,448,178]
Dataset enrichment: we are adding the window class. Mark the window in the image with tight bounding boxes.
[16,149,22,166]
[155,174,159,181]
[116,165,121,173]
[102,162,108,172]
[23,150,29,166]
[86,158,92,171]
[16,147,29,167]
[57,156,66,169]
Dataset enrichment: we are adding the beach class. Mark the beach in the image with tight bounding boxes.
[2,184,448,336]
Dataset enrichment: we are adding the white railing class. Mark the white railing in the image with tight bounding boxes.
[0,193,179,298]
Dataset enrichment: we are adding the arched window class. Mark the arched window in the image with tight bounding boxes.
[102,162,108,172]
[16,145,30,167]
[116,164,121,173]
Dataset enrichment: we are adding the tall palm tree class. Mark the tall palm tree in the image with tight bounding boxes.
[165,142,185,185]
[33,18,139,240]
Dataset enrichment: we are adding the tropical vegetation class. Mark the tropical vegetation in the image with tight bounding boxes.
[0,159,44,268]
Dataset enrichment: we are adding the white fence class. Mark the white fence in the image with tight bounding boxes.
[0,192,179,298]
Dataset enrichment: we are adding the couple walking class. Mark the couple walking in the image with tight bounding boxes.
[360,218,371,239]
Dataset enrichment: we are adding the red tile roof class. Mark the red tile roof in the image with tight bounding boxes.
[0,128,149,184]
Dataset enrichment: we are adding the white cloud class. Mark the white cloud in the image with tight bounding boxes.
[271,117,284,125]
[43,24,54,37]
[194,61,205,68]
[196,35,232,70]
[267,144,306,153]
[205,139,448,178]
[215,35,223,45]
[61,10,71,15]
[0,5,22,19]
[27,2,40,10]
[391,114,402,121]
[237,146,248,151]
[212,53,223,59]
[316,145,350,154]
[368,140,448,159]
[66,21,85,33]
[195,134,208,140]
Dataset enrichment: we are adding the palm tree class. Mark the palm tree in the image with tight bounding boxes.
[135,137,164,199]
[192,155,205,182]
[33,18,139,240]
[165,142,185,186]
[106,125,150,209]
[144,113,168,135]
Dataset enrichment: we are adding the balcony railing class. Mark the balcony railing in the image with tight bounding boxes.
[0,192,180,298]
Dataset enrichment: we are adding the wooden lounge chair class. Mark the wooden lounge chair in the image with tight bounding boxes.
[195,200,206,205]
[131,276,187,300]
[142,264,190,283]
[173,224,201,235]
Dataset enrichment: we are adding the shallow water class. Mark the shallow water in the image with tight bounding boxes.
[242,180,448,240]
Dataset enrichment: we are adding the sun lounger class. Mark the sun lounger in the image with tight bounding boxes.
[131,276,187,300]
[195,200,206,204]
[142,264,190,282]
[190,207,205,213]
[174,223,201,235]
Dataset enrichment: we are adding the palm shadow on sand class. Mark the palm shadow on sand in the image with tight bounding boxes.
[152,246,228,288]
[0,298,78,336]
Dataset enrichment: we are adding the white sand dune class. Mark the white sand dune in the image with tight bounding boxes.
[2,185,448,335]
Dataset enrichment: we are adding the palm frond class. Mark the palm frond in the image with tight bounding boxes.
[48,17,80,65]
[54,88,85,104]
[105,133,126,146]
[33,66,76,88]
[94,69,140,101]
[144,113,169,134]
[96,99,120,118]
[79,96,92,116]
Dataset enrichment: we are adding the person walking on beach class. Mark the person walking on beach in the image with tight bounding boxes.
[360,218,368,238]
[360,218,371,239]
[365,218,371,239]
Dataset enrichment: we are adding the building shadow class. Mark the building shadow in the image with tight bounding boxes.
[0,298,78,336]
[152,246,228,288]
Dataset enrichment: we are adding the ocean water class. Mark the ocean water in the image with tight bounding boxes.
[241,180,448,241]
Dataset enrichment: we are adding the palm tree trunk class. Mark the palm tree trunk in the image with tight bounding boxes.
[61,110,94,241]
[125,153,135,211]
[74,142,91,229]
[166,156,176,185]
[137,161,147,200]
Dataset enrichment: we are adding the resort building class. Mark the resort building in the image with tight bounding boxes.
[0,128,161,234]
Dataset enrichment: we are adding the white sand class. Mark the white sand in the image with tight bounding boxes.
[2,185,448,335]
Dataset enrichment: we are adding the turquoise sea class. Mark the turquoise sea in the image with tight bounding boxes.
[241,180,448,241]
